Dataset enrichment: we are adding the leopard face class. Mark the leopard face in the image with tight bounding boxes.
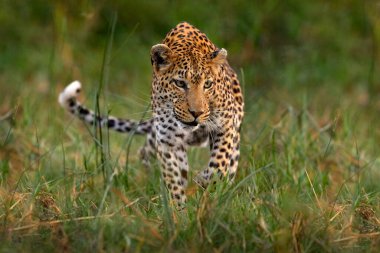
[150,22,229,129]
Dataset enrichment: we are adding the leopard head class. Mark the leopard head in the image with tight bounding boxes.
[151,43,228,127]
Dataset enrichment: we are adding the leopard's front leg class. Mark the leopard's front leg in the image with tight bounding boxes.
[195,127,236,188]
[154,122,189,208]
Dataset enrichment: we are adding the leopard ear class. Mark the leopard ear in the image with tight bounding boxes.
[210,48,227,64]
[151,44,173,72]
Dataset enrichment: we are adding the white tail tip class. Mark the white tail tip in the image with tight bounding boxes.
[58,80,82,106]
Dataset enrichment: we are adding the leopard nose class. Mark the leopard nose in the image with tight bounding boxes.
[188,109,203,119]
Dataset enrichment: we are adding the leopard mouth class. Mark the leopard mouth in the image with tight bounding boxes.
[173,109,199,127]
[181,120,198,127]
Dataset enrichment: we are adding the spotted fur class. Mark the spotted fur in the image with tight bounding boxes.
[59,22,244,208]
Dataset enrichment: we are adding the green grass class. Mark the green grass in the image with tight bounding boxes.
[1,1,380,252]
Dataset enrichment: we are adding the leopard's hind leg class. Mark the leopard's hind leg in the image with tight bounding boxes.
[139,130,157,167]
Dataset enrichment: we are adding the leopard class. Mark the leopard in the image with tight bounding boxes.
[58,22,244,208]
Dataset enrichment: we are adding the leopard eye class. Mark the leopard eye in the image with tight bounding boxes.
[173,79,187,89]
[204,80,214,89]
